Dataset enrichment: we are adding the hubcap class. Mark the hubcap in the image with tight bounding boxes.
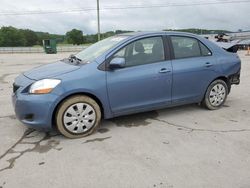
[63,103,96,134]
[209,83,226,106]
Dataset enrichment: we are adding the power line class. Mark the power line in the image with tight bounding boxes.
[0,0,249,16]
[104,0,250,9]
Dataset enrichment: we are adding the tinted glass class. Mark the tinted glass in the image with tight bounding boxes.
[76,36,128,63]
[171,36,201,59]
[200,42,212,56]
[113,37,165,67]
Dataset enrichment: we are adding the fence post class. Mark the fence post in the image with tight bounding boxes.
[246,46,250,56]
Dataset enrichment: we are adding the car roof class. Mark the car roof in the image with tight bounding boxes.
[117,31,199,38]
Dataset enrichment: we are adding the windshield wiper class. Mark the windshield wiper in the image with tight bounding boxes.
[68,54,82,64]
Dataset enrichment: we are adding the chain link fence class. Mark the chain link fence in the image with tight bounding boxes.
[0,45,88,53]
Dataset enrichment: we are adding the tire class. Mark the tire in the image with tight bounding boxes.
[202,79,228,110]
[55,95,101,139]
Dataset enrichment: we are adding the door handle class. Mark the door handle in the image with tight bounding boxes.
[205,62,213,67]
[159,68,171,73]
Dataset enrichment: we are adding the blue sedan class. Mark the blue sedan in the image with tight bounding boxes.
[12,32,241,138]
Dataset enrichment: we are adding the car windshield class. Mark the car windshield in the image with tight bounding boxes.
[75,35,128,63]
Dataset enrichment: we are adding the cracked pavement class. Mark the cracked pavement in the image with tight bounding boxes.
[0,52,250,188]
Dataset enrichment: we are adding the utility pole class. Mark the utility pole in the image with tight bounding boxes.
[97,0,100,41]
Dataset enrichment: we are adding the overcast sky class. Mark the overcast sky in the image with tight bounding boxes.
[0,0,249,34]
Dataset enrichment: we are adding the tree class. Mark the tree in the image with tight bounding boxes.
[20,29,39,46]
[84,34,97,44]
[0,26,25,47]
[115,30,132,34]
[0,26,65,47]
[66,29,84,45]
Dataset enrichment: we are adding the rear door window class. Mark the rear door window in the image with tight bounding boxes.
[200,42,212,56]
[170,36,211,59]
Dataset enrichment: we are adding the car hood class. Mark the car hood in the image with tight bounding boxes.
[24,60,80,80]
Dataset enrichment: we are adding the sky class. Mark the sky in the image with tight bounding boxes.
[0,0,249,34]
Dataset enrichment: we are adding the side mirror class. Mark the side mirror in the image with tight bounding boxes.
[109,57,125,69]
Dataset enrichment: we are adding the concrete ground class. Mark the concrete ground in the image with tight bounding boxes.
[0,52,250,188]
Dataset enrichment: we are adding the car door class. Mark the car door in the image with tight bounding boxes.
[106,36,172,115]
[170,36,218,103]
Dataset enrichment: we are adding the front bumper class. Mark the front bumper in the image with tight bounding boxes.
[12,74,59,130]
[12,92,59,130]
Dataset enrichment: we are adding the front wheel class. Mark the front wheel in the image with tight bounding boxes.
[55,95,101,138]
[202,79,228,110]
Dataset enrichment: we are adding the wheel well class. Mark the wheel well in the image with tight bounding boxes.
[51,92,104,129]
[213,76,231,93]
[201,76,231,104]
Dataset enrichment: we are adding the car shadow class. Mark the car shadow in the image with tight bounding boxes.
[102,103,202,129]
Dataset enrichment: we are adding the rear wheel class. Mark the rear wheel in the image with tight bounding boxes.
[56,95,101,138]
[202,79,228,110]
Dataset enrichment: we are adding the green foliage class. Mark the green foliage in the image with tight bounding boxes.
[115,30,133,34]
[0,25,233,47]
[66,29,84,45]
[84,30,132,44]
[35,32,64,45]
[163,28,231,35]
[0,26,64,47]
[20,29,39,46]
[84,34,98,44]
[0,26,26,47]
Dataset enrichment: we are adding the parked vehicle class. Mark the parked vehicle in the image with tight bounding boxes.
[12,32,241,138]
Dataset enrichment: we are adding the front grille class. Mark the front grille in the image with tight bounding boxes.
[13,83,20,93]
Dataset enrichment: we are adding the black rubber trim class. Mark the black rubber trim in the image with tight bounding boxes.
[229,70,240,85]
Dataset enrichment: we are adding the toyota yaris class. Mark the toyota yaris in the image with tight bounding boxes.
[12,32,241,138]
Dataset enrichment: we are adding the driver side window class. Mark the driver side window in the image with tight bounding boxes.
[112,37,165,67]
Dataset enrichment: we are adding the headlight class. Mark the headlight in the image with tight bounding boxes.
[29,79,61,94]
